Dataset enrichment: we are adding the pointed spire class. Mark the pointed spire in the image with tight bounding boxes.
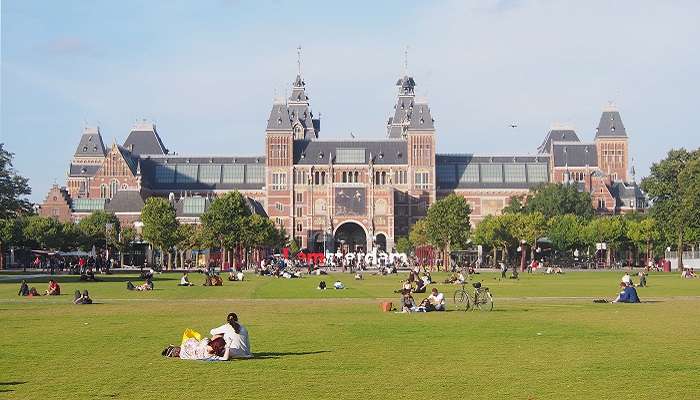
[297,45,302,76]
[403,45,409,76]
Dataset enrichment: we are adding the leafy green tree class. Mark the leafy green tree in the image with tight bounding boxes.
[59,222,85,251]
[424,194,471,269]
[78,211,120,251]
[408,219,429,248]
[201,191,251,267]
[113,227,136,266]
[523,183,594,220]
[547,214,585,254]
[471,215,499,265]
[23,215,63,250]
[510,212,546,270]
[141,197,179,269]
[503,195,525,214]
[175,223,197,269]
[583,216,627,266]
[395,236,413,255]
[627,217,660,265]
[0,143,32,219]
[0,218,24,268]
[641,148,700,267]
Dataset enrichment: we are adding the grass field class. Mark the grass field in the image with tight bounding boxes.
[1,270,699,400]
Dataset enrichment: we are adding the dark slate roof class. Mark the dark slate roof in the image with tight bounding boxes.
[138,155,266,192]
[266,103,293,131]
[293,140,408,165]
[436,153,550,190]
[610,182,644,201]
[387,75,434,138]
[74,127,107,157]
[408,102,435,130]
[595,110,627,138]
[551,142,598,167]
[245,197,268,217]
[117,146,139,175]
[123,124,168,156]
[537,129,580,153]
[69,164,101,177]
[105,190,145,213]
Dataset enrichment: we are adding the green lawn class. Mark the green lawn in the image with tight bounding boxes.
[1,271,699,400]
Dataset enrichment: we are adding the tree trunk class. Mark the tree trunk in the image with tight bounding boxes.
[0,242,4,270]
[678,229,684,269]
[520,245,527,272]
[492,246,497,267]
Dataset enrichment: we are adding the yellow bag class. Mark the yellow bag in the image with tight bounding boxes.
[181,328,202,346]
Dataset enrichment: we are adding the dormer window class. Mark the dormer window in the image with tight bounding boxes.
[83,146,88,152]
[611,126,616,132]
[88,137,92,142]
[318,152,324,159]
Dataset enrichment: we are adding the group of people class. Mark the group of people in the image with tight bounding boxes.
[18,279,61,297]
[399,287,446,313]
[317,280,345,290]
[162,312,251,361]
[681,268,697,279]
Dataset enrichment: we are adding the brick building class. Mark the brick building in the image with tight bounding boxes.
[39,68,646,252]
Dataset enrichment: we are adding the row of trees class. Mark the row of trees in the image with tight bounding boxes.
[140,192,287,269]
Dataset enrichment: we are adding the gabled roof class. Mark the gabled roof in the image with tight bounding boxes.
[538,129,580,153]
[551,142,598,167]
[595,108,627,138]
[116,146,139,175]
[74,127,107,158]
[105,190,145,213]
[123,122,168,156]
[266,102,293,131]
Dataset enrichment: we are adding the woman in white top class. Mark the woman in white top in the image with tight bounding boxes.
[210,312,252,358]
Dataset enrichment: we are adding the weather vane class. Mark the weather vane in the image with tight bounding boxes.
[297,45,302,75]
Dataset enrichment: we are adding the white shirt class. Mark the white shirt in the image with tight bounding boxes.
[622,274,631,284]
[210,323,251,358]
[180,276,190,285]
[429,292,445,306]
[334,281,344,289]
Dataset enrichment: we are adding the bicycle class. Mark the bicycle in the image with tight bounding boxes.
[453,281,493,311]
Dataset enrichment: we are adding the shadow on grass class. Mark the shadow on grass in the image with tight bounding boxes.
[0,382,27,386]
[250,350,330,359]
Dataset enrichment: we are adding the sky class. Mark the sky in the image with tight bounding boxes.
[2,0,699,202]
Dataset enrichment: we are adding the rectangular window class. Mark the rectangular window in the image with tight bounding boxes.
[503,164,527,183]
[272,172,287,191]
[296,207,303,217]
[246,164,265,184]
[294,170,307,185]
[275,203,284,211]
[198,164,221,184]
[457,163,479,182]
[176,164,198,183]
[526,164,548,183]
[275,217,283,226]
[415,172,430,189]
[222,165,245,183]
[183,197,206,214]
[336,148,365,164]
[480,164,502,183]
[296,193,303,203]
[296,223,302,232]
[155,165,176,183]
[436,164,456,183]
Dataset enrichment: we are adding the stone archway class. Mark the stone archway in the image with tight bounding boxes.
[375,233,387,252]
[334,221,367,253]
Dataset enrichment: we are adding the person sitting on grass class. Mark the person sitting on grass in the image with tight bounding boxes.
[637,271,647,287]
[621,272,633,286]
[611,282,640,303]
[210,312,252,359]
[163,336,229,361]
[400,290,416,313]
[80,267,100,282]
[73,289,93,304]
[354,271,363,280]
[333,280,345,290]
[45,279,61,295]
[18,280,30,296]
[427,288,446,311]
[228,270,245,281]
[179,272,194,286]
[413,278,427,294]
[317,280,327,290]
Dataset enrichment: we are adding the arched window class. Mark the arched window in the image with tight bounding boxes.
[375,171,380,184]
[321,171,326,185]
[342,171,347,183]
[381,171,386,185]
[354,171,359,182]
[100,184,107,198]
[314,171,320,185]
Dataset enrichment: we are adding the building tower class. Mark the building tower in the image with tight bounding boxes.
[67,126,107,198]
[594,103,629,182]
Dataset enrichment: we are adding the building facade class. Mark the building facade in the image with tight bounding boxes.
[40,68,646,253]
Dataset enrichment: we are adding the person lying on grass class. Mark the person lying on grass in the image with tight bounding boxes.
[179,272,194,286]
[73,289,92,304]
[127,277,154,291]
[611,282,640,303]
[45,279,61,295]
[228,270,245,281]
[333,280,345,289]
[400,290,416,312]
[163,336,229,361]
[210,312,252,359]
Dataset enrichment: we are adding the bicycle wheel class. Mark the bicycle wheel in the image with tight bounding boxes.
[478,291,493,312]
[453,289,468,310]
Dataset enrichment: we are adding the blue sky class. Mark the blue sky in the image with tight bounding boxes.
[2,0,699,202]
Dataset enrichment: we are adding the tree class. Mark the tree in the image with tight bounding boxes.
[641,148,700,268]
[0,143,32,219]
[408,219,429,248]
[175,223,197,269]
[0,218,24,268]
[523,183,594,220]
[113,227,136,266]
[59,222,86,251]
[141,197,179,269]
[510,212,546,271]
[78,211,120,251]
[23,216,63,250]
[424,194,471,269]
[200,191,251,268]
[395,236,413,255]
[503,195,525,214]
[583,216,626,266]
[547,214,585,254]
[627,217,660,266]
[471,215,499,265]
